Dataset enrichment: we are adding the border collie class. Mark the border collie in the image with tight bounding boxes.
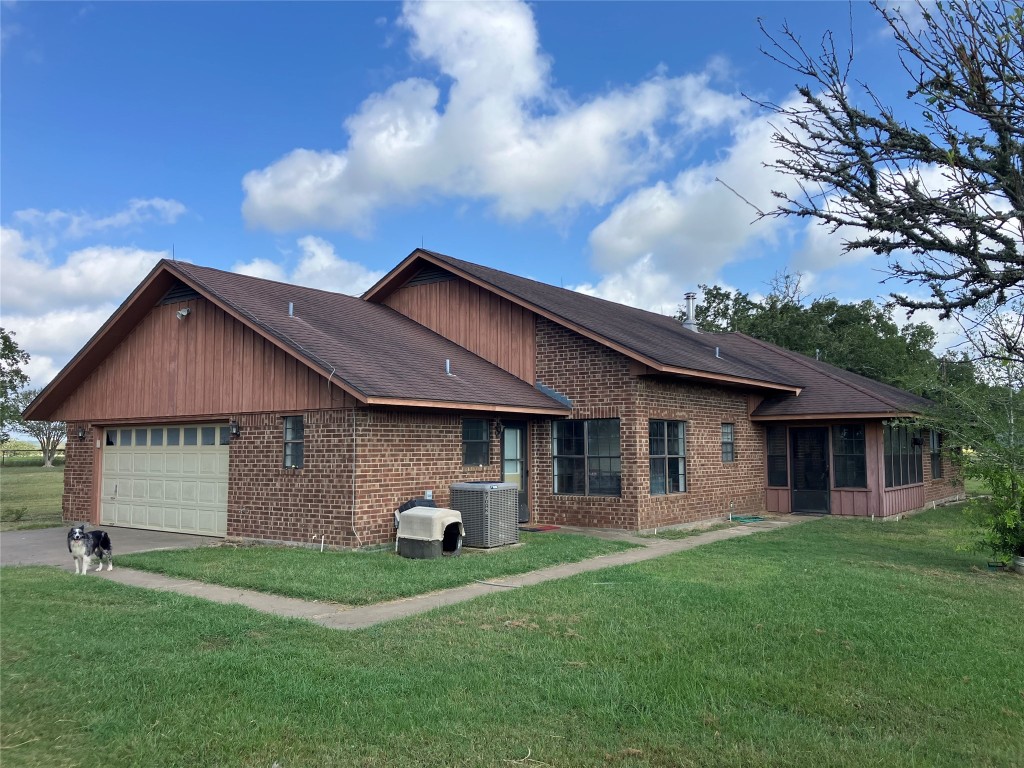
[67,525,113,575]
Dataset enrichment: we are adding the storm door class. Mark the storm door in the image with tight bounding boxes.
[502,421,529,523]
[790,427,831,513]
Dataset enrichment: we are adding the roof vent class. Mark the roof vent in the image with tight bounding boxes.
[445,358,454,376]
[715,346,721,359]
[682,292,699,332]
[288,301,295,317]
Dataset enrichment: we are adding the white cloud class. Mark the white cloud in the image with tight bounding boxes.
[232,236,385,296]
[569,254,683,315]
[14,197,186,240]
[242,0,749,233]
[0,224,167,388]
[588,104,802,289]
[1,228,165,314]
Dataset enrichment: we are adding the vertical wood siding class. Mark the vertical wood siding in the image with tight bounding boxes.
[383,278,536,383]
[51,298,355,421]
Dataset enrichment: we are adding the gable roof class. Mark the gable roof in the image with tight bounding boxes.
[24,260,571,420]
[365,250,802,394]
[364,249,933,420]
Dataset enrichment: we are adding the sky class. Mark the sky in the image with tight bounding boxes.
[1,0,958,389]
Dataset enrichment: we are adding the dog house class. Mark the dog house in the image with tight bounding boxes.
[396,507,464,559]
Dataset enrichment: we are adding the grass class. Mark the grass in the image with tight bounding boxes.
[3,503,1022,767]
[640,520,740,539]
[118,532,639,604]
[0,466,64,531]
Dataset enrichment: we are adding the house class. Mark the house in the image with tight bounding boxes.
[24,249,962,546]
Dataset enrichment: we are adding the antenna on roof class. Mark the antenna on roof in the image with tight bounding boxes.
[171,244,175,262]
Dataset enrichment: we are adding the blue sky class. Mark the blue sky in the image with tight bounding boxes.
[1,1,951,387]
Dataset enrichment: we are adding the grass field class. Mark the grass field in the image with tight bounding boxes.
[3,504,1021,767]
[119,532,639,604]
[0,466,64,531]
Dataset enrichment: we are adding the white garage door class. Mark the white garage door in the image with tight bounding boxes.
[101,424,229,536]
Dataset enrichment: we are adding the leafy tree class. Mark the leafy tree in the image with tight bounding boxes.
[923,300,1023,560]
[13,388,66,468]
[758,0,1023,323]
[0,328,30,444]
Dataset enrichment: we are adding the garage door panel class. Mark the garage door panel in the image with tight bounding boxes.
[101,423,228,536]
[182,454,199,475]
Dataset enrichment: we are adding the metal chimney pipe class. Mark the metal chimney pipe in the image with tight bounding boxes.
[682,292,699,332]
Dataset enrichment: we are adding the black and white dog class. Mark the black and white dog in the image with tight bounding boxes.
[67,525,113,575]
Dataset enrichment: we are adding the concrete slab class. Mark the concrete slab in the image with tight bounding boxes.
[0,525,219,571]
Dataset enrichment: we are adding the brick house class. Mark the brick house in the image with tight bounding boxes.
[25,249,962,547]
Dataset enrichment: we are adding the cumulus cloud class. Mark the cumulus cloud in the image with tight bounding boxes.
[1,227,165,314]
[569,255,682,315]
[242,0,749,233]
[14,197,186,240]
[0,224,167,387]
[233,236,385,296]
[586,103,804,295]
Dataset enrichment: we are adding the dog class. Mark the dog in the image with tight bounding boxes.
[67,525,113,575]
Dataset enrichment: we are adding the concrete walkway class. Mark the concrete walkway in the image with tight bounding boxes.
[0,525,218,569]
[96,516,811,630]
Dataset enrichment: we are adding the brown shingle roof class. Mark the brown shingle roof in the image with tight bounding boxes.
[367,249,932,419]
[715,334,933,418]
[167,261,568,413]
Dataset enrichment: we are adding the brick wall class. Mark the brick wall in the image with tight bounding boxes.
[531,319,639,528]
[353,409,498,545]
[638,378,765,530]
[227,408,501,547]
[530,320,767,530]
[227,410,358,547]
[63,422,97,524]
[923,429,964,505]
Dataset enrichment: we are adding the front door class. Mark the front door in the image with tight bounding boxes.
[790,427,830,513]
[502,421,529,523]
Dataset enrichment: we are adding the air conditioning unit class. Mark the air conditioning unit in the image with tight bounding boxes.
[450,481,519,548]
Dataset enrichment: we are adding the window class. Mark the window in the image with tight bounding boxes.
[884,424,923,487]
[721,423,736,462]
[930,431,943,479]
[766,426,788,487]
[106,430,116,446]
[219,426,231,446]
[283,415,304,468]
[166,427,180,446]
[832,424,867,488]
[553,419,621,496]
[135,428,148,447]
[151,428,163,446]
[119,429,132,446]
[183,427,198,446]
[462,418,489,466]
[201,426,216,446]
[649,420,686,495]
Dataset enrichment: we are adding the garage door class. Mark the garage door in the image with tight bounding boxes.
[101,424,229,536]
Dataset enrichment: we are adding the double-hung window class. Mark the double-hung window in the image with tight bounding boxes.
[721,423,736,462]
[649,420,686,495]
[766,426,788,487]
[283,415,304,469]
[462,418,490,466]
[552,419,621,496]
[929,431,943,479]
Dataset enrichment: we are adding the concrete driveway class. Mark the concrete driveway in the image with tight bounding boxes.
[0,525,219,571]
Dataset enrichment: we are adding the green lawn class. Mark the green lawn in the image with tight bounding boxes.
[118,532,639,604]
[0,466,64,531]
[3,504,1021,767]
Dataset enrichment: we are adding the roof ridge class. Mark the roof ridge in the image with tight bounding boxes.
[170,259,366,301]
[424,250,685,323]
[732,332,914,411]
